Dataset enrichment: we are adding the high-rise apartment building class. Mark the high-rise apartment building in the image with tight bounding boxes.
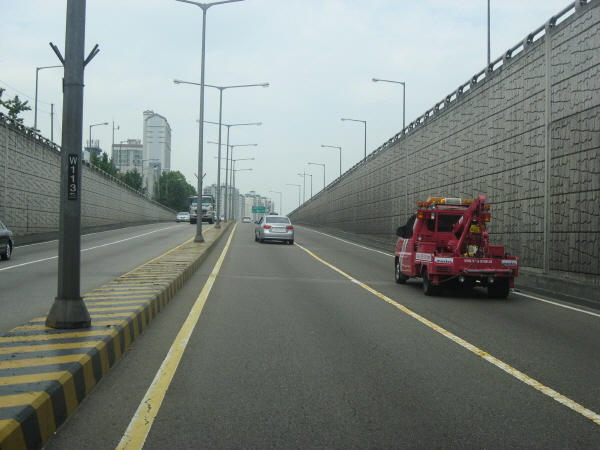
[143,110,172,195]
[112,139,143,174]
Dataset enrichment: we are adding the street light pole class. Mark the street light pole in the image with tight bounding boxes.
[341,118,367,159]
[35,65,61,131]
[205,120,261,220]
[321,145,342,179]
[88,122,108,152]
[176,80,267,228]
[118,140,128,173]
[373,77,408,215]
[287,184,301,208]
[112,120,119,153]
[308,162,325,191]
[270,191,282,214]
[232,168,251,219]
[208,141,257,217]
[488,0,491,69]
[175,0,245,241]
[372,78,406,131]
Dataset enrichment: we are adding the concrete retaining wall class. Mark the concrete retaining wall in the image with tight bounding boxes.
[0,114,175,242]
[289,1,600,296]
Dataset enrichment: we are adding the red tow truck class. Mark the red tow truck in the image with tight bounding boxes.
[394,195,518,298]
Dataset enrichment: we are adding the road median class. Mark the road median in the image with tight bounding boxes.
[0,223,232,450]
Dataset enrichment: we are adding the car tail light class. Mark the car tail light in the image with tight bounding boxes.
[286,226,294,230]
[263,225,272,229]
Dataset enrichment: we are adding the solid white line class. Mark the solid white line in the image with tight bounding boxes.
[0,225,183,272]
[298,226,599,319]
[298,226,392,256]
[295,242,600,427]
[513,292,600,318]
[117,224,237,450]
[16,223,182,249]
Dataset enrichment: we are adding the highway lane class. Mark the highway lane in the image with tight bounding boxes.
[45,222,600,449]
[0,221,205,334]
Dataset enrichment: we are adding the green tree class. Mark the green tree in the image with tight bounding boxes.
[121,168,144,193]
[0,88,32,124]
[89,152,119,177]
[154,171,196,211]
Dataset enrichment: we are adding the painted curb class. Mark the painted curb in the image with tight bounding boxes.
[0,223,232,450]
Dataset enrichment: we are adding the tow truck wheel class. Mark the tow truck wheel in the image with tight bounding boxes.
[422,269,438,296]
[487,278,510,299]
[395,260,408,284]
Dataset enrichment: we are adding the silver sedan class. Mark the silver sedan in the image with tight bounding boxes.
[254,215,294,245]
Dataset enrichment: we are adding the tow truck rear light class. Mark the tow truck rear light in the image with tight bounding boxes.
[484,204,491,211]
[417,211,431,219]
[426,197,444,204]
[263,225,272,229]
[481,212,491,222]
[425,197,474,206]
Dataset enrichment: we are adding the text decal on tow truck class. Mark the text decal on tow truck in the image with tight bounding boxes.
[416,253,432,262]
[502,260,518,266]
[434,257,454,264]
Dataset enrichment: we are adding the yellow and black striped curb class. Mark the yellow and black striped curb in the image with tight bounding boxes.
[0,223,232,450]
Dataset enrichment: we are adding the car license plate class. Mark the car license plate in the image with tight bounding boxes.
[272,227,285,232]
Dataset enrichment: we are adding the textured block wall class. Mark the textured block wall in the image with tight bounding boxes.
[0,117,175,238]
[290,1,599,287]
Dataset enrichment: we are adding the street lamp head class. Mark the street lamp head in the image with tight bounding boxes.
[173,79,182,84]
[261,83,269,88]
[372,78,380,82]
[341,118,347,121]
[101,122,108,125]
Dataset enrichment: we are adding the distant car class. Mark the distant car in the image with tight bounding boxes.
[176,212,190,222]
[242,216,251,223]
[255,215,294,245]
[0,221,14,260]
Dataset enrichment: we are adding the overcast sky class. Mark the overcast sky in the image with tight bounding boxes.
[2,0,571,214]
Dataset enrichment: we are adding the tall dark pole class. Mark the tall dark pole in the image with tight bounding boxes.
[225,127,231,219]
[176,0,245,241]
[487,0,491,68]
[195,6,207,241]
[46,0,93,328]
[215,88,223,228]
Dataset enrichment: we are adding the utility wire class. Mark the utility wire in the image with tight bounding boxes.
[0,79,56,105]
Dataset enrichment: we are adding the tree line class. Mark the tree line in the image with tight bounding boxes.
[88,152,196,212]
[0,88,31,123]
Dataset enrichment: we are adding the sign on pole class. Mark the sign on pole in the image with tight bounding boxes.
[252,206,266,213]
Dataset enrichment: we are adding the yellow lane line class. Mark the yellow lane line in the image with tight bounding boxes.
[295,243,600,427]
[117,223,236,450]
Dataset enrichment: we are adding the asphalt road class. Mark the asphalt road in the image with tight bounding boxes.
[44,222,600,449]
[0,221,203,335]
